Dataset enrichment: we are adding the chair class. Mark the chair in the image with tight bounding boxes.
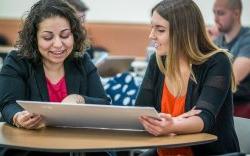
[234,117,250,154]
[234,102,250,119]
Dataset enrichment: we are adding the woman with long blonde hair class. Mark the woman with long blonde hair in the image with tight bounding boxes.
[135,0,239,155]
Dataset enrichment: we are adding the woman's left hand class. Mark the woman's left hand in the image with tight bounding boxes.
[139,113,174,136]
[139,109,202,136]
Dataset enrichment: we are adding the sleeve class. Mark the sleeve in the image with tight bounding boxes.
[82,54,111,105]
[135,54,157,107]
[195,53,232,132]
[0,51,26,125]
[237,32,250,58]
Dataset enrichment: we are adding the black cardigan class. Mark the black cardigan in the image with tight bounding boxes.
[0,50,110,126]
[135,53,240,155]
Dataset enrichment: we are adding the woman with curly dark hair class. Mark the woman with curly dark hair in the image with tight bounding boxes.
[0,0,110,155]
[1,0,111,128]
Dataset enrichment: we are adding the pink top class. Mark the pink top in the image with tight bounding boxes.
[46,76,68,102]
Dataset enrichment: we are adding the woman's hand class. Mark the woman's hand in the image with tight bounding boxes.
[139,113,174,136]
[139,109,202,136]
[61,94,85,104]
[13,111,45,129]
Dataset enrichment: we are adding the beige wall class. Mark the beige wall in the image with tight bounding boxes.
[1,0,250,26]
[1,0,250,56]
[0,19,150,57]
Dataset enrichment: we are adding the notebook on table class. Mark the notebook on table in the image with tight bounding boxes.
[17,100,158,131]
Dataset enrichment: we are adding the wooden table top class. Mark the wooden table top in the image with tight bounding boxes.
[0,122,217,152]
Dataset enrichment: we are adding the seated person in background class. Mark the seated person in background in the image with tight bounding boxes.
[135,0,239,155]
[104,72,140,106]
[207,25,220,41]
[0,34,10,70]
[213,0,250,106]
[65,0,138,108]
[65,0,109,61]
[0,0,110,155]
[0,34,9,46]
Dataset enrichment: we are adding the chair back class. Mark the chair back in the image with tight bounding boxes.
[234,117,250,154]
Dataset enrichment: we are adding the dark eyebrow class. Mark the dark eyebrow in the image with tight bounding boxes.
[150,21,167,29]
[41,31,52,34]
[61,29,71,33]
[154,25,167,29]
[41,29,71,34]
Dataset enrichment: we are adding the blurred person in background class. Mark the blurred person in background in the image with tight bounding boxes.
[0,34,9,46]
[213,0,250,118]
[66,0,109,61]
[0,34,10,71]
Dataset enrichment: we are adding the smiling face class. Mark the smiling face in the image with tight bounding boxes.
[37,16,74,66]
[149,11,170,56]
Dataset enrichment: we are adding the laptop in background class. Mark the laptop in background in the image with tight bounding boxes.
[96,56,134,77]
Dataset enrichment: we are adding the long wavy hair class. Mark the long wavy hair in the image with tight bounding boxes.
[152,0,236,95]
[15,0,88,62]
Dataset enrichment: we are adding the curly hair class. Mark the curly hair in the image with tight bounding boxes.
[15,0,87,62]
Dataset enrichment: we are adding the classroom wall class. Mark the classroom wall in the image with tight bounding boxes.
[1,0,250,56]
[1,0,250,26]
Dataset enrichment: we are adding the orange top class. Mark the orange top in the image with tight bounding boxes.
[157,83,193,156]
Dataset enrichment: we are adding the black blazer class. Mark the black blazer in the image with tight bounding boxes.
[0,50,110,126]
[135,53,240,155]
